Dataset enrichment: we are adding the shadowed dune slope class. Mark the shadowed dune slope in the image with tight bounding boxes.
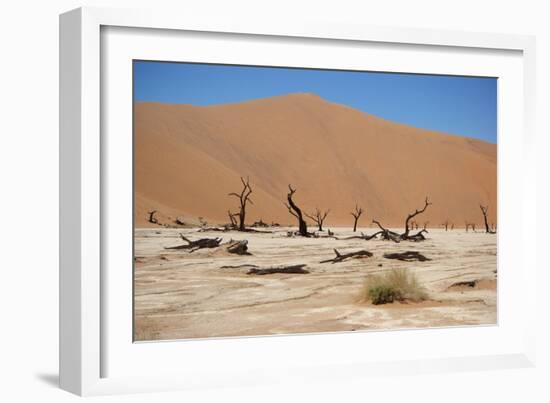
[134,93,496,228]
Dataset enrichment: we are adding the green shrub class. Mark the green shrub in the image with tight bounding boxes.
[363,268,427,304]
[368,285,402,305]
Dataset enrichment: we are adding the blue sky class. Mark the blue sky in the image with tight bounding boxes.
[134,61,497,143]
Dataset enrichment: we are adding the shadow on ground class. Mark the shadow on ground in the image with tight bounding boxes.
[35,373,58,388]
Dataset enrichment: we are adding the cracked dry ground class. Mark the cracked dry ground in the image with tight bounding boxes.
[134,228,497,341]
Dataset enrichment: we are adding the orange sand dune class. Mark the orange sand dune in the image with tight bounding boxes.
[134,93,496,229]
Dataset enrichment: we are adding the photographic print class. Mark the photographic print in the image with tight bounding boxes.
[133,61,497,341]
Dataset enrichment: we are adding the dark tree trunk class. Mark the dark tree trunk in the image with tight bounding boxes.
[148,210,158,224]
[239,211,245,231]
[285,185,308,236]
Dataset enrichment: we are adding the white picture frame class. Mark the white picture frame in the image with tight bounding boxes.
[59,6,537,396]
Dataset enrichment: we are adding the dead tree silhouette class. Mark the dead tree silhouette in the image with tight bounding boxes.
[228,176,253,231]
[284,185,309,236]
[305,208,330,231]
[403,197,432,238]
[479,205,496,234]
[148,210,158,224]
[350,204,364,232]
[371,196,432,242]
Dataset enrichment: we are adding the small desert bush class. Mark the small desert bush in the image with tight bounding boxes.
[363,268,427,305]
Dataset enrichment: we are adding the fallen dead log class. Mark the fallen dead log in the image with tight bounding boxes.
[198,226,273,234]
[164,234,222,252]
[406,229,429,242]
[383,251,431,261]
[320,248,373,264]
[198,226,231,232]
[244,228,274,234]
[286,230,315,237]
[372,219,430,242]
[371,220,401,243]
[316,233,339,239]
[448,280,477,288]
[247,264,309,275]
[337,231,383,241]
[251,219,269,228]
[220,264,259,269]
[226,240,251,255]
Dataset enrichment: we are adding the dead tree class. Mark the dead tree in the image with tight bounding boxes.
[247,264,309,275]
[337,231,383,241]
[403,197,432,238]
[305,208,330,231]
[441,220,449,231]
[148,210,158,224]
[480,205,496,233]
[227,210,238,228]
[164,234,222,252]
[370,197,432,242]
[252,219,269,228]
[423,221,429,230]
[407,229,429,242]
[320,248,373,264]
[284,185,309,236]
[383,251,431,262]
[226,239,251,255]
[350,204,364,232]
[228,176,253,231]
[372,219,401,242]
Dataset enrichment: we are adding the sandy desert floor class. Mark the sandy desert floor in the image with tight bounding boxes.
[134,227,497,341]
